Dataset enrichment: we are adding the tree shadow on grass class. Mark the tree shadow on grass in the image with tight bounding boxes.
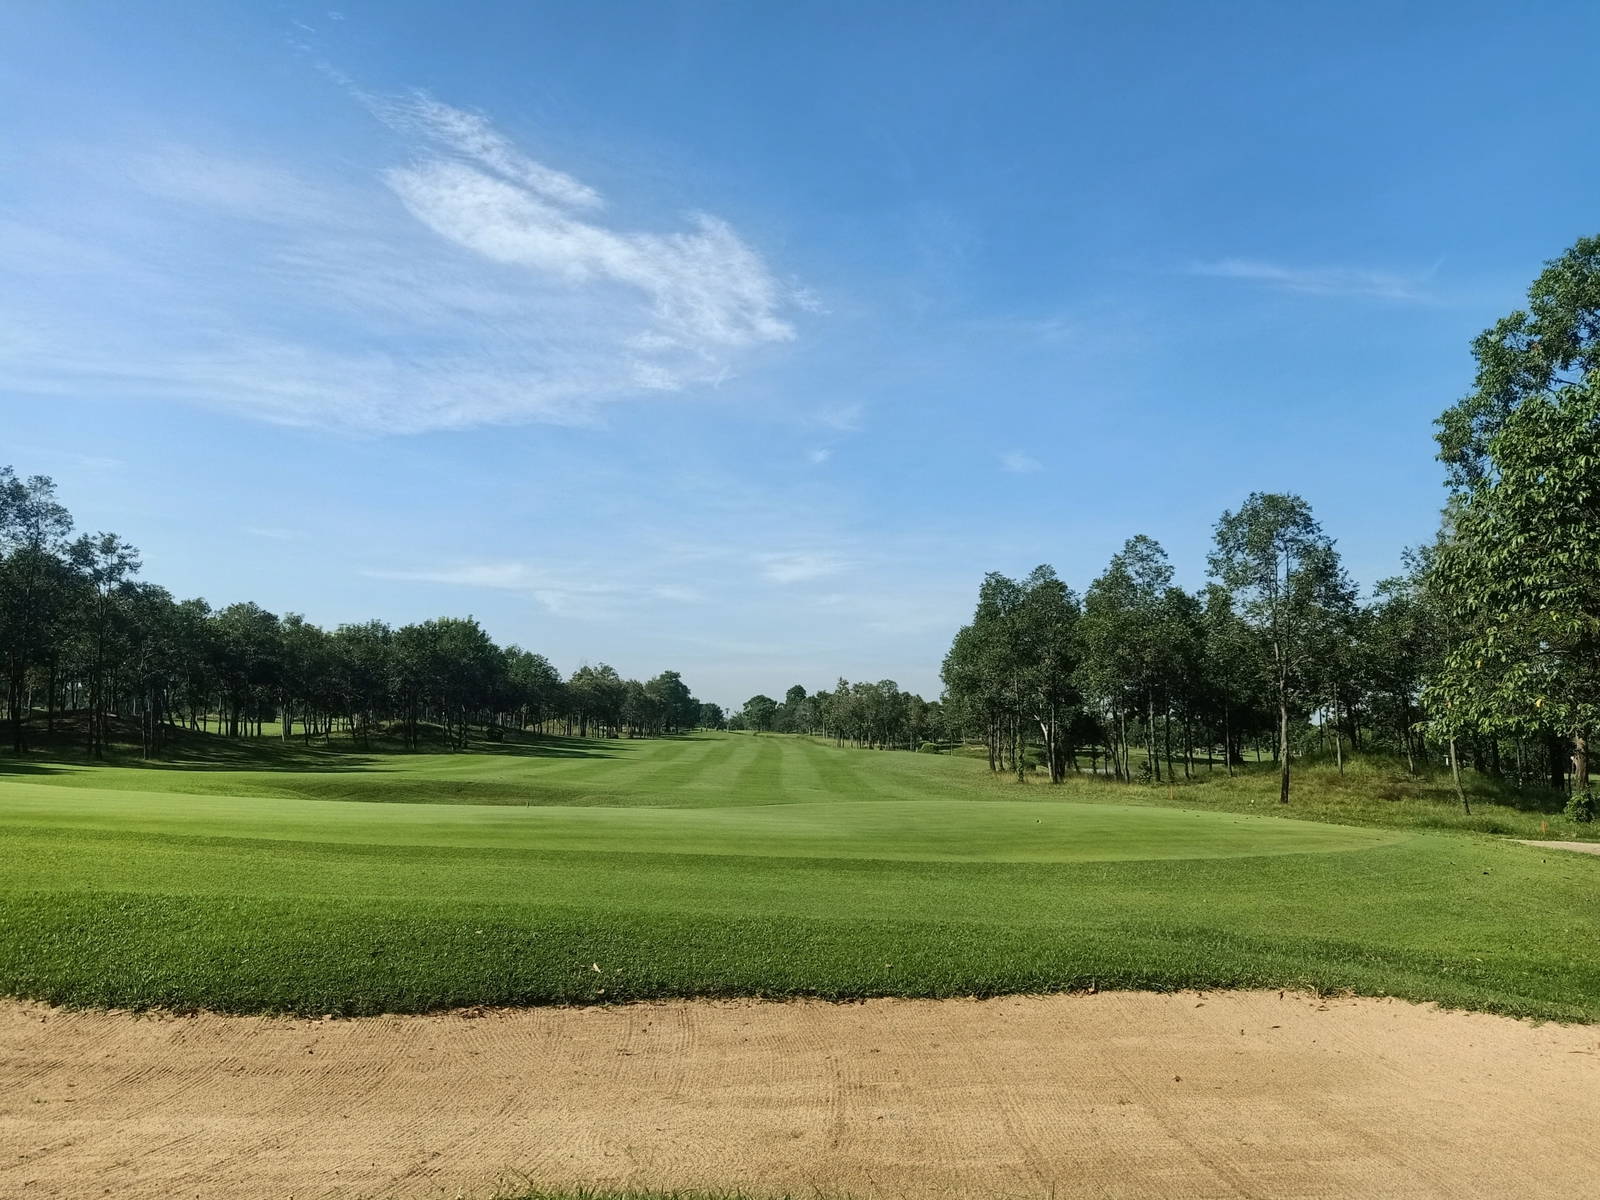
[0,718,631,776]
[0,758,75,778]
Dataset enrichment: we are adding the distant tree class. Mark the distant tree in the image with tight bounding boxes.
[0,470,75,751]
[1156,584,1205,780]
[1360,550,1442,776]
[1210,493,1349,804]
[76,532,142,758]
[211,602,282,738]
[697,700,727,730]
[621,679,654,737]
[503,647,562,733]
[334,620,393,747]
[1077,536,1174,781]
[0,462,710,759]
[742,694,778,734]
[1199,584,1264,775]
[568,663,626,737]
[942,613,1012,771]
[1014,565,1081,782]
[777,683,810,734]
[119,583,182,758]
[645,669,696,733]
[278,613,331,743]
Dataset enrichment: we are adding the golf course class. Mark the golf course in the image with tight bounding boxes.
[3,729,1596,1021]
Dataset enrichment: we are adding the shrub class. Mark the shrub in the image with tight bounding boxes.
[1565,787,1597,824]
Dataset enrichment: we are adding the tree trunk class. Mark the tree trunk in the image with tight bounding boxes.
[1223,703,1233,777]
[1332,693,1344,774]
[1571,732,1589,792]
[1146,695,1159,782]
[1401,705,1415,776]
[1450,734,1469,814]
[1547,733,1566,793]
[1014,714,1024,783]
[1162,695,1173,781]
[1277,688,1290,804]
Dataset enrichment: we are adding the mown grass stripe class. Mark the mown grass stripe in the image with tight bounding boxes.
[733,734,784,801]
[792,737,896,802]
[777,736,830,801]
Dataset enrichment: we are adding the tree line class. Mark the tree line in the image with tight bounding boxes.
[731,680,942,750]
[941,234,1600,811]
[0,476,717,757]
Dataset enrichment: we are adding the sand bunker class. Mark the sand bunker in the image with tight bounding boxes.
[3,991,1597,1199]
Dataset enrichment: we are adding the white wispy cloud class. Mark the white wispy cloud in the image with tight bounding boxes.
[1187,258,1431,301]
[757,552,849,584]
[364,560,705,618]
[811,403,864,433]
[999,450,1042,473]
[807,448,832,465]
[370,91,605,213]
[0,94,801,433]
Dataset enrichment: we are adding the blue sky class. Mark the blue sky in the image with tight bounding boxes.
[3,1,1597,704]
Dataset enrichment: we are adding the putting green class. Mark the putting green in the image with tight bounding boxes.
[0,780,1395,862]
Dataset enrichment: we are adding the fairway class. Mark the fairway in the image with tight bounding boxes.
[0,782,1395,862]
[2,732,1597,1019]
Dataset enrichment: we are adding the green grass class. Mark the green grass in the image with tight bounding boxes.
[1009,754,1597,841]
[2,730,1598,1021]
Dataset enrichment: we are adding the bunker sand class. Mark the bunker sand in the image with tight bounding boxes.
[2,992,1597,1199]
[1518,838,1600,856]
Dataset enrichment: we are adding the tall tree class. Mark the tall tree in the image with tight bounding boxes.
[1361,549,1442,776]
[1199,584,1262,775]
[0,470,75,750]
[1210,493,1348,804]
[1077,536,1174,782]
[1014,565,1082,783]
[1428,378,1600,792]
[76,532,142,758]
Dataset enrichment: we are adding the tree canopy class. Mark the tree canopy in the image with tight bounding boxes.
[0,467,710,756]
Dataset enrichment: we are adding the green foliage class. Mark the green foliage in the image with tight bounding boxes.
[1437,234,1600,487]
[740,693,778,733]
[0,464,717,759]
[1565,787,1597,824]
[1210,492,1353,802]
[1428,379,1600,762]
[943,565,1081,780]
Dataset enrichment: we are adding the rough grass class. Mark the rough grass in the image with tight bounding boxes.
[1017,751,1597,841]
[2,731,1597,1021]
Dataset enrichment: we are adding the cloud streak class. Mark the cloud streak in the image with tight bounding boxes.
[363,560,704,618]
[1187,258,1431,301]
[756,552,849,584]
[999,450,1042,473]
